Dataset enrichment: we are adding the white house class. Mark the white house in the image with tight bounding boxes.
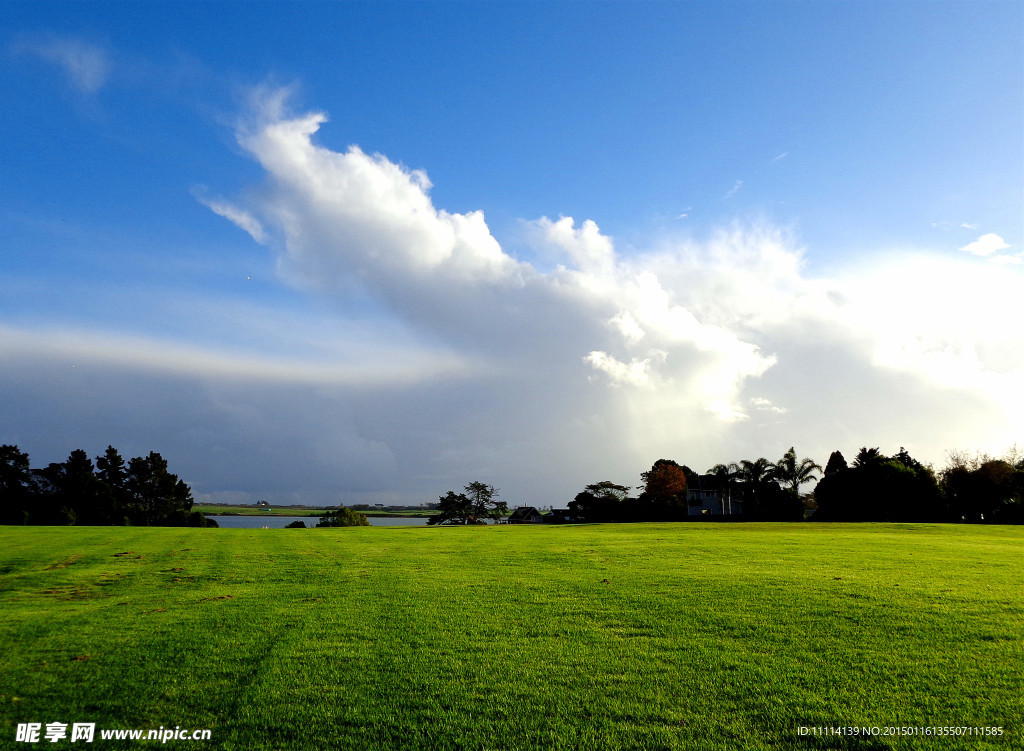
[686,475,743,516]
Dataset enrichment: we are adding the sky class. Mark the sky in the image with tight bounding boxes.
[1,1,1021,507]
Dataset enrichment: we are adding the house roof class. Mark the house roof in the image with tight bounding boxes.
[508,506,542,520]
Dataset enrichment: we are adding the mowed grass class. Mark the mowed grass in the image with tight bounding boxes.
[0,524,1021,750]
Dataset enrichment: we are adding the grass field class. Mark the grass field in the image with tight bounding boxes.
[0,523,1021,750]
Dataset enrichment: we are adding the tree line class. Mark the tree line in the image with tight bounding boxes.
[0,445,211,527]
[814,446,1024,523]
[567,448,816,523]
[566,445,1023,524]
[5,441,1021,528]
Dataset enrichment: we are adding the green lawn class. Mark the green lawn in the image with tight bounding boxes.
[0,524,1020,750]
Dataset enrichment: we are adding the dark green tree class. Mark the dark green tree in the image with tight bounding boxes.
[568,481,632,523]
[941,454,1023,523]
[428,490,473,525]
[727,457,798,520]
[816,447,941,522]
[852,447,884,469]
[0,445,35,524]
[736,457,777,484]
[96,446,129,523]
[30,461,78,525]
[125,452,193,526]
[465,481,508,523]
[56,449,115,525]
[427,482,505,525]
[316,507,369,527]
[823,450,848,476]
[774,447,822,496]
[706,463,737,483]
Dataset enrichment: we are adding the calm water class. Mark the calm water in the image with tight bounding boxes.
[209,514,431,528]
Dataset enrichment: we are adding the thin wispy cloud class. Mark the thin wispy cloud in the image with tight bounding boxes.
[724,180,743,199]
[750,397,787,415]
[192,188,268,244]
[0,325,476,387]
[14,35,111,93]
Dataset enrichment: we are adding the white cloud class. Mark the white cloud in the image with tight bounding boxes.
[959,233,1010,257]
[534,216,615,276]
[724,180,744,199]
[11,87,1018,506]
[236,93,525,287]
[192,92,1020,483]
[192,189,268,244]
[0,325,477,387]
[16,36,110,93]
[584,351,653,388]
[750,397,787,414]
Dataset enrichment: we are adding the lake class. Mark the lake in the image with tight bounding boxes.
[209,515,432,528]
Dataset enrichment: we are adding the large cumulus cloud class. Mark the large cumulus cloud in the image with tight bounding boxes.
[3,89,1019,506]
[192,92,1021,497]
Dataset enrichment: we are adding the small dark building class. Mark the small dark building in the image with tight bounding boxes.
[543,508,575,523]
[507,506,545,524]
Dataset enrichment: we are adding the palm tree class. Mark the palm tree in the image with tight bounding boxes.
[706,463,739,514]
[736,457,776,484]
[774,447,822,496]
[706,463,735,481]
[852,447,884,469]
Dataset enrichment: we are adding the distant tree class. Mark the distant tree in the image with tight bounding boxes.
[0,445,35,524]
[640,460,687,497]
[284,519,307,528]
[57,449,116,525]
[774,447,822,498]
[852,447,884,469]
[746,479,801,521]
[816,447,941,522]
[2,445,197,527]
[465,482,508,523]
[189,512,218,527]
[735,458,777,484]
[823,451,848,477]
[125,452,193,526]
[940,450,1023,523]
[706,463,737,483]
[428,491,473,525]
[637,460,688,520]
[568,481,633,523]
[96,446,129,523]
[883,454,941,522]
[316,507,369,527]
[31,461,77,525]
[725,457,797,520]
[427,482,504,525]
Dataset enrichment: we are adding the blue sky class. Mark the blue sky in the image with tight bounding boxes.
[1,2,1021,506]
